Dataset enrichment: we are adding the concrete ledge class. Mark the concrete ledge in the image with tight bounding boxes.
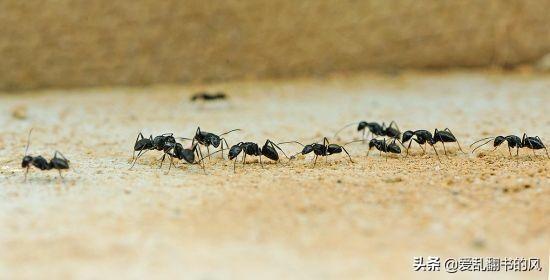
[1,0,550,91]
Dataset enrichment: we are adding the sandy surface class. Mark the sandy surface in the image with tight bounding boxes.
[0,71,549,279]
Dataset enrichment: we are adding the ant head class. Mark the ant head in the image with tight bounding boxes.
[22,155,33,168]
[402,131,414,142]
[368,139,377,149]
[228,144,242,160]
[494,136,506,147]
[210,136,221,147]
[357,121,368,131]
[302,144,314,155]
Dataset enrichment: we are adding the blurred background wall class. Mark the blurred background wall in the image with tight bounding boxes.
[1,0,549,91]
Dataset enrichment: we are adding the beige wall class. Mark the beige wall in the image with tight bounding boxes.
[1,0,550,91]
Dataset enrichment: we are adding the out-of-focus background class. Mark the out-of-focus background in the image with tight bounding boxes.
[1,0,550,91]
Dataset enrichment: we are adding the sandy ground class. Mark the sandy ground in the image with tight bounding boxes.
[0,71,549,279]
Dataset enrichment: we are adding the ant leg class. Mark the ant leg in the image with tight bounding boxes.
[24,167,29,182]
[417,141,426,154]
[159,154,166,169]
[405,140,412,156]
[166,156,174,174]
[431,144,442,163]
[389,121,400,133]
[269,141,290,159]
[260,155,264,168]
[129,149,148,170]
[206,146,211,159]
[443,128,465,154]
[53,151,67,160]
[233,157,237,173]
[222,138,231,159]
[535,136,549,159]
[508,146,512,157]
[341,147,354,163]
[242,153,247,165]
[194,147,206,174]
[441,142,448,157]
[58,169,64,182]
[313,155,318,168]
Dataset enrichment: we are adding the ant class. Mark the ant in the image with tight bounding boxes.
[367,138,401,160]
[470,135,522,156]
[191,91,227,102]
[334,121,401,142]
[21,129,69,181]
[226,140,289,172]
[401,130,432,156]
[164,142,207,174]
[401,128,465,162]
[280,137,353,167]
[130,132,176,169]
[184,127,241,159]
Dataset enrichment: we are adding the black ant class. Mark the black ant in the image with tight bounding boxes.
[130,132,176,169]
[191,91,227,102]
[21,129,69,181]
[334,121,401,142]
[185,127,241,159]
[401,130,432,156]
[367,138,401,160]
[470,135,522,156]
[226,140,289,172]
[164,142,207,174]
[521,133,549,158]
[401,128,465,162]
[279,137,353,167]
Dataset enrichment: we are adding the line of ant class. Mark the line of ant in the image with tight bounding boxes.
[19,123,549,181]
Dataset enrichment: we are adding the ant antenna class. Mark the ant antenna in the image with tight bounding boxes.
[25,128,33,156]
[197,149,224,163]
[267,140,290,159]
[343,139,366,146]
[470,137,496,153]
[219,128,241,137]
[333,122,360,138]
[278,141,305,147]
[469,136,496,147]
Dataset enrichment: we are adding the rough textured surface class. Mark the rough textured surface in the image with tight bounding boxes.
[0,71,549,279]
[2,1,550,91]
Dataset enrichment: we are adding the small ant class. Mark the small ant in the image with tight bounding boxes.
[130,132,176,169]
[185,127,241,159]
[334,121,401,142]
[402,128,465,162]
[367,138,401,160]
[280,137,353,167]
[470,135,522,156]
[164,142,206,174]
[191,91,227,102]
[21,129,70,181]
[227,140,289,172]
[401,130,432,156]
